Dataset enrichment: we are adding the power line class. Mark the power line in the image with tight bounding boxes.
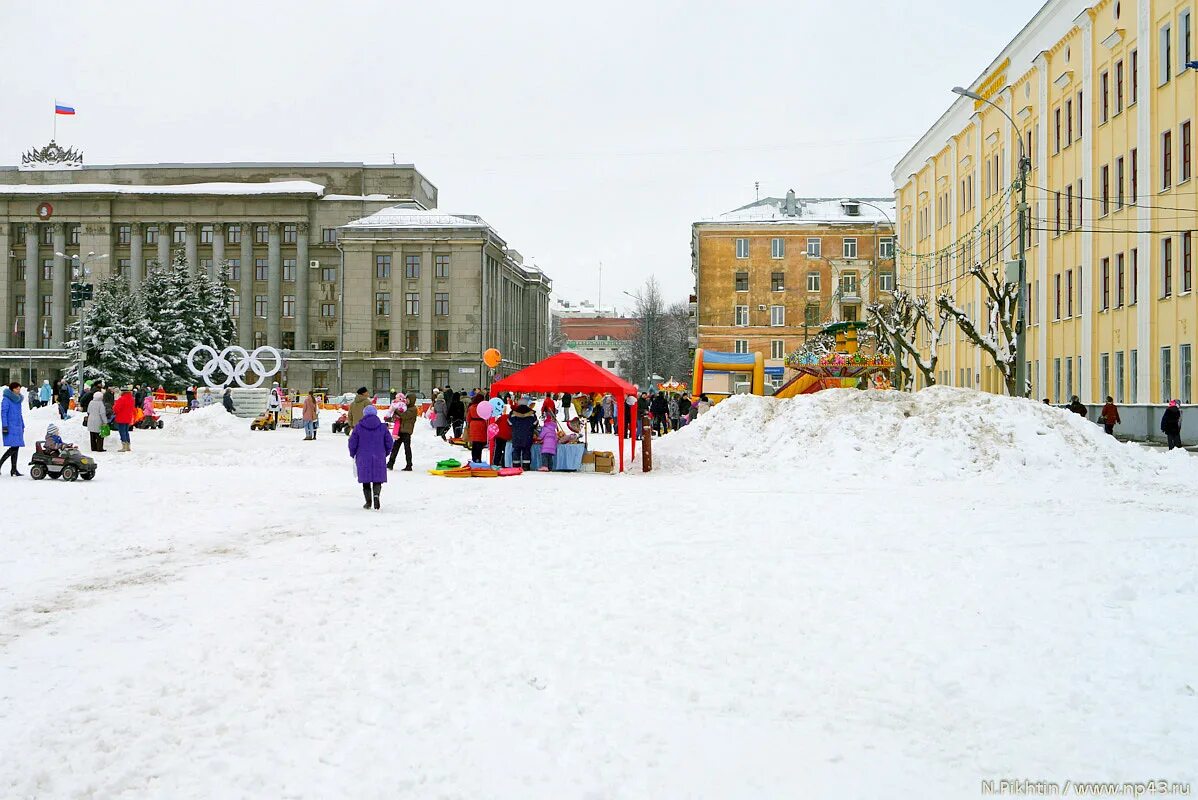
[1028,182,1198,213]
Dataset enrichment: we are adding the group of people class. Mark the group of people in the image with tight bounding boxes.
[1060,394,1187,450]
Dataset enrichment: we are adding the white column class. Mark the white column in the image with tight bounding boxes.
[295,223,309,350]
[211,223,225,278]
[157,222,171,267]
[1135,0,1153,401]
[1035,54,1050,399]
[239,224,254,347]
[185,223,198,275]
[973,112,984,389]
[267,222,281,347]
[1079,12,1095,402]
[24,229,39,348]
[949,138,959,385]
[51,223,67,347]
[129,223,144,290]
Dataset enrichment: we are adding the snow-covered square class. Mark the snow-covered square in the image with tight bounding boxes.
[2,389,1196,798]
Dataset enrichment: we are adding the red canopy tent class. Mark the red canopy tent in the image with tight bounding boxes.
[490,352,638,473]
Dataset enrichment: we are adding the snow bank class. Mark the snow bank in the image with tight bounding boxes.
[655,386,1197,483]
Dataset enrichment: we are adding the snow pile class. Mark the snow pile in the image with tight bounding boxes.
[159,404,245,440]
[655,386,1196,483]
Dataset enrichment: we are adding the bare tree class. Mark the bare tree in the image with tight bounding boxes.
[868,290,950,391]
[937,262,1021,396]
[618,277,691,388]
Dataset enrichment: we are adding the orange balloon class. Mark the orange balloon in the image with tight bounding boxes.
[483,348,502,368]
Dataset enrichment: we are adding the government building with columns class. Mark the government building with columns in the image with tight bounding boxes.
[0,154,552,394]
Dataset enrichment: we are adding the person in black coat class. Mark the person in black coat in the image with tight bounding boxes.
[1067,396,1088,417]
[649,392,669,436]
[448,392,466,438]
[508,403,537,470]
[222,387,235,413]
[1161,400,1183,450]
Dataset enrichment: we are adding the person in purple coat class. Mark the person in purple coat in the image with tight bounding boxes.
[348,405,393,510]
[538,411,560,471]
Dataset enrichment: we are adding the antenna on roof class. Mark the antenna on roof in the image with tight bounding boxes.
[754,181,759,201]
[391,152,396,165]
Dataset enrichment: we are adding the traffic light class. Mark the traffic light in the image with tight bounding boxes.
[70,282,83,309]
[82,283,93,302]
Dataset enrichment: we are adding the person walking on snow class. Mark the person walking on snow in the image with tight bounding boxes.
[650,391,669,436]
[432,393,449,439]
[1068,395,1088,417]
[222,386,235,414]
[1,381,26,476]
[265,382,283,427]
[466,394,488,463]
[348,405,392,510]
[1099,396,1121,436]
[302,391,319,440]
[86,389,107,452]
[113,387,136,452]
[347,387,371,431]
[1161,400,1184,450]
[509,401,537,470]
[56,380,73,420]
[448,392,466,439]
[388,393,419,471]
[37,380,52,409]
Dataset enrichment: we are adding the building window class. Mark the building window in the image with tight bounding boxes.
[1183,232,1193,293]
[228,259,241,281]
[1115,59,1125,114]
[405,292,420,316]
[283,259,296,281]
[1116,253,1126,306]
[733,305,749,326]
[1182,344,1193,404]
[1065,356,1074,400]
[375,329,390,352]
[1101,165,1110,214]
[199,225,214,244]
[405,254,421,278]
[771,272,785,291]
[1161,346,1173,401]
[254,331,266,348]
[255,225,269,244]
[253,295,267,317]
[255,259,268,281]
[200,258,213,274]
[734,271,748,292]
[1066,98,1074,145]
[320,339,336,351]
[434,329,449,352]
[842,238,857,259]
[13,223,26,244]
[770,237,784,259]
[171,226,185,245]
[1116,351,1125,403]
[1055,273,1062,319]
[1066,185,1074,229]
[1102,258,1111,309]
[146,226,159,245]
[435,254,450,278]
[42,259,53,280]
[878,271,894,292]
[321,303,336,318]
[804,304,820,326]
[117,225,131,245]
[1054,107,1062,152]
[1131,248,1139,304]
[806,237,821,257]
[371,369,391,395]
[1066,269,1075,317]
[1131,349,1139,402]
[735,238,749,258]
[769,305,785,326]
[1162,237,1178,298]
[842,305,859,323]
[1101,71,1109,123]
[1163,130,1173,190]
[733,339,748,354]
[1101,353,1111,401]
[283,223,297,244]
[282,331,295,350]
[1182,121,1192,183]
[66,224,79,245]
[1131,148,1139,203]
[376,254,392,279]
[282,295,295,317]
[807,271,821,292]
[322,265,336,282]
[1161,23,1173,85]
[117,258,130,278]
[375,292,391,316]
[321,228,337,244]
[841,271,858,296]
[227,224,241,244]
[878,237,895,259]
[1076,90,1084,139]
[434,292,449,316]
[771,339,785,359]
[1183,9,1194,70]
[41,293,52,317]
[1116,157,1125,208]
[230,296,240,318]
[431,369,449,389]
[404,330,420,351]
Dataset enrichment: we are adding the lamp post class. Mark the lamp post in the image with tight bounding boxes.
[623,289,651,387]
[952,86,1030,397]
[55,250,107,391]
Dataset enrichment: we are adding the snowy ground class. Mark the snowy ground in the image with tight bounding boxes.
[2,389,1196,799]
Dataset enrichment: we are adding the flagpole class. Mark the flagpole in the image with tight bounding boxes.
[53,99,57,140]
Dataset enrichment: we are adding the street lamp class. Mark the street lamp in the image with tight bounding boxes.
[952,85,1030,397]
[55,251,107,390]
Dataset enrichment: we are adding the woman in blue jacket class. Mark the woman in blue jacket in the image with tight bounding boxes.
[1,381,26,476]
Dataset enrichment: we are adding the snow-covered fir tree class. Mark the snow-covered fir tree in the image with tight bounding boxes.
[63,275,166,386]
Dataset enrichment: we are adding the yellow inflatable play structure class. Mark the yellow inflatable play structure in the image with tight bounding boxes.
[691,349,764,398]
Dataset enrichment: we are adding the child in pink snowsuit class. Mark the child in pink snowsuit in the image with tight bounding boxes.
[538,413,559,471]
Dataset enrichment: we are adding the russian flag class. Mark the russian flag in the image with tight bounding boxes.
[54,103,75,115]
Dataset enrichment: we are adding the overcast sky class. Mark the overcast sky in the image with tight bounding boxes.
[1,0,1045,310]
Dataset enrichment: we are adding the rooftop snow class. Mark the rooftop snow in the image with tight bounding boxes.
[344,206,489,229]
[0,181,325,197]
[700,196,896,226]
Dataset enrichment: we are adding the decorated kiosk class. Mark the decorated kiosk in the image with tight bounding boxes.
[490,352,639,473]
[775,321,894,397]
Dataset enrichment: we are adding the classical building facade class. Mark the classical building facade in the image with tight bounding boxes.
[692,192,896,390]
[894,0,1196,404]
[1,158,552,393]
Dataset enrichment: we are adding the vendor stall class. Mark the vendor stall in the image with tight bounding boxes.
[490,352,638,473]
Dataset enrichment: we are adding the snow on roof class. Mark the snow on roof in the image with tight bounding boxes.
[700,196,896,226]
[343,206,489,229]
[0,181,325,197]
[321,194,403,202]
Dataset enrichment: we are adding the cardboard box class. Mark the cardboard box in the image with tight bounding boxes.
[595,462,615,473]
[581,451,597,464]
[593,451,615,473]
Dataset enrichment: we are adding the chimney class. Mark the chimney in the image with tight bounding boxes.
[784,189,797,217]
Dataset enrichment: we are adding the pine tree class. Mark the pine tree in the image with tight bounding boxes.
[63,276,153,386]
[141,257,191,387]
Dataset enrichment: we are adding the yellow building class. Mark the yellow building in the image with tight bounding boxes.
[894,0,1196,404]
[692,191,895,392]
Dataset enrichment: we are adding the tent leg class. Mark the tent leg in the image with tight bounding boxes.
[617,393,624,473]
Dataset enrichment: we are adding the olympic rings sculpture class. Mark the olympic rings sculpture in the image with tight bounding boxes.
[187,345,282,389]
